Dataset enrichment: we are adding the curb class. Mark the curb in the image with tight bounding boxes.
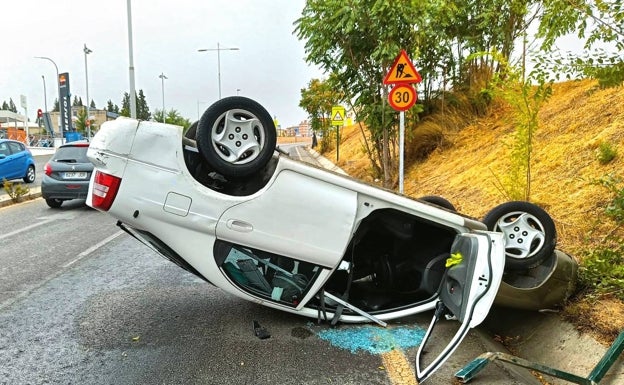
[305,147,348,175]
[0,188,42,208]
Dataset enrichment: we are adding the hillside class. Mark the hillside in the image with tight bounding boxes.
[323,79,624,343]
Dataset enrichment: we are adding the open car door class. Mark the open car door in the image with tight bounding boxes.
[415,232,505,383]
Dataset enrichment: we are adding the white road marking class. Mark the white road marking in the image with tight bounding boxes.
[63,230,124,268]
[0,218,56,241]
[0,229,125,311]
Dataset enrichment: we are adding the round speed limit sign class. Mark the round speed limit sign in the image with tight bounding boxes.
[388,84,417,111]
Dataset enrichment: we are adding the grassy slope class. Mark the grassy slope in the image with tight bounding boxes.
[324,79,624,342]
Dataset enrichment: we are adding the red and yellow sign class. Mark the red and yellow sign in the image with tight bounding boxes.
[388,84,416,111]
[383,50,421,85]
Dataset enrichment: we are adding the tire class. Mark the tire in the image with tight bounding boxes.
[482,201,557,270]
[185,121,198,140]
[196,97,276,179]
[419,195,456,211]
[23,165,35,183]
[46,198,63,208]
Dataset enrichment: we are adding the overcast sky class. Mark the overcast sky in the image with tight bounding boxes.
[1,0,325,127]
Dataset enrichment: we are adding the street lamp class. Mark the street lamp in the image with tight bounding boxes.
[83,44,93,140]
[127,0,137,118]
[41,75,48,112]
[197,43,239,99]
[34,56,61,142]
[236,88,241,95]
[159,72,167,123]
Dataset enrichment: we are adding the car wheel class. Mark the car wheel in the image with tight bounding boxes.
[419,195,456,211]
[482,201,557,270]
[185,121,198,140]
[23,165,35,183]
[46,198,63,208]
[196,97,277,179]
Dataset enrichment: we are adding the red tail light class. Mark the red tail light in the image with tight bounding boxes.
[44,163,52,176]
[91,171,122,211]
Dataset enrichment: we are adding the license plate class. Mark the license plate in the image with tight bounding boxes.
[63,172,87,179]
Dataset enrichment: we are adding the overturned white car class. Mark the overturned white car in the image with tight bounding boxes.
[86,97,576,382]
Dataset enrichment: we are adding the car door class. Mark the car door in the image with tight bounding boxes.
[415,232,505,383]
[216,168,358,269]
[7,141,27,177]
[0,141,18,179]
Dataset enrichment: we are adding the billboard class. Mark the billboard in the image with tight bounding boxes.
[59,72,73,134]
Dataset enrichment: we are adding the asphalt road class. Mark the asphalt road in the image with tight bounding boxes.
[0,149,538,385]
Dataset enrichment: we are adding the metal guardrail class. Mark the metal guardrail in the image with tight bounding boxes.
[455,330,624,384]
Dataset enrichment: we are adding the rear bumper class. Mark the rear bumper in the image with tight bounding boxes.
[41,175,90,200]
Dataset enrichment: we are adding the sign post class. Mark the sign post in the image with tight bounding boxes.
[383,50,422,194]
[331,105,345,162]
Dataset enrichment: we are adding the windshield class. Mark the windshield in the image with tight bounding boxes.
[52,146,89,162]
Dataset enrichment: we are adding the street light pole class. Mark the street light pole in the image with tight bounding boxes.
[127,0,137,118]
[41,75,48,112]
[159,72,167,123]
[34,56,61,142]
[197,43,239,99]
[84,44,93,140]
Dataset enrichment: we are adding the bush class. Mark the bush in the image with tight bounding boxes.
[593,174,624,223]
[596,141,617,164]
[579,242,624,300]
[2,178,30,203]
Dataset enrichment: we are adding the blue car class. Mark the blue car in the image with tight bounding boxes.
[0,139,36,183]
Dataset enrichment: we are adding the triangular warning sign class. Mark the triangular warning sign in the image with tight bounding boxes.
[333,111,343,121]
[383,50,422,85]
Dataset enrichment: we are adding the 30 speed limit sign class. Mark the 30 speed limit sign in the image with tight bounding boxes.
[388,84,416,111]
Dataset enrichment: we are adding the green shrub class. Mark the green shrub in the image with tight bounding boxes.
[2,178,30,203]
[579,242,624,300]
[593,174,624,223]
[596,141,617,164]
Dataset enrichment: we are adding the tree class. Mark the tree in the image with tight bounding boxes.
[90,99,96,109]
[153,109,192,129]
[295,0,425,186]
[536,0,624,87]
[120,90,151,120]
[73,107,89,134]
[1,101,8,110]
[52,98,59,112]
[299,77,342,153]
[8,98,17,112]
[72,96,83,107]
[106,99,120,113]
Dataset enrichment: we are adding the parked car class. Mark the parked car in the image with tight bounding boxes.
[86,98,577,382]
[42,140,93,208]
[0,139,36,184]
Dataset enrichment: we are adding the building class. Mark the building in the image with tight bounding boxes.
[48,106,119,134]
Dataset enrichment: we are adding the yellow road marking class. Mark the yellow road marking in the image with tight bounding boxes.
[381,349,419,385]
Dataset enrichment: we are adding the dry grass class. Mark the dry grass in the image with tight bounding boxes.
[323,79,624,344]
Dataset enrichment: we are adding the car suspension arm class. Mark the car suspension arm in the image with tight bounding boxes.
[323,291,387,327]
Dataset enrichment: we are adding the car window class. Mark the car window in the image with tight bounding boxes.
[7,141,24,155]
[217,242,320,307]
[52,146,89,162]
[0,142,9,156]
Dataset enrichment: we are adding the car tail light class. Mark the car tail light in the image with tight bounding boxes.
[44,163,52,176]
[91,171,122,211]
